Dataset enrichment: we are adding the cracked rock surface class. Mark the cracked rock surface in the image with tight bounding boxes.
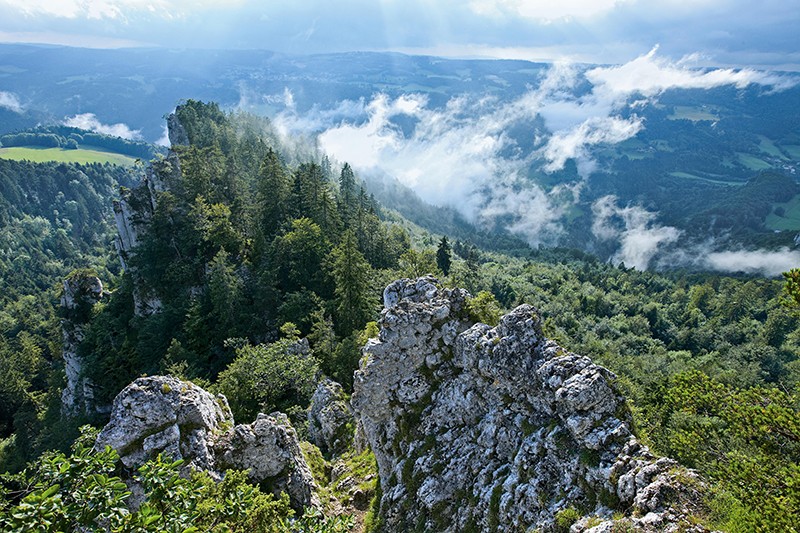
[351,276,704,532]
[95,375,318,511]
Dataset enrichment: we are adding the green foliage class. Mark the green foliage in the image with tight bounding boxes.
[466,290,502,326]
[436,236,452,276]
[216,335,320,422]
[554,507,581,532]
[399,248,437,279]
[652,370,800,531]
[0,426,324,532]
[781,268,800,311]
[329,230,375,337]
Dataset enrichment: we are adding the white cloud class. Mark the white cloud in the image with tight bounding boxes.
[0,90,23,113]
[0,0,243,20]
[63,113,142,140]
[592,195,681,270]
[276,50,794,248]
[540,115,643,174]
[155,123,170,147]
[703,248,800,277]
[536,47,795,174]
[468,0,630,21]
[312,89,564,244]
[586,46,798,96]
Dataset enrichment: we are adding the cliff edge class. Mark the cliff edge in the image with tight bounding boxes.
[351,276,706,532]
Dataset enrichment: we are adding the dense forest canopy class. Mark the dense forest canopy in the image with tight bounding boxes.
[0,101,797,531]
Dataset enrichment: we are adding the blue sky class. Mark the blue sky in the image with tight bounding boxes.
[0,0,798,69]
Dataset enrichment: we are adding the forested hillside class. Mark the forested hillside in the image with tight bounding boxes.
[0,159,137,470]
[0,101,797,531]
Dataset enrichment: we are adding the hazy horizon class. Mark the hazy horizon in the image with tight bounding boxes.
[0,1,798,70]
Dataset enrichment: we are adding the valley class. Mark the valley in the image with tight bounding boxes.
[0,10,798,528]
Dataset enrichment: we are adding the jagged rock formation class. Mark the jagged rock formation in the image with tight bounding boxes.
[167,112,189,147]
[215,413,320,510]
[351,276,704,532]
[95,375,319,511]
[308,379,354,456]
[113,139,181,316]
[61,272,105,415]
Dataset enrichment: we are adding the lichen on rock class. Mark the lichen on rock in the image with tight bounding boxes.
[351,277,705,532]
[308,378,355,456]
[95,375,319,511]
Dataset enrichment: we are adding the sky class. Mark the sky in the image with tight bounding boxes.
[0,0,798,69]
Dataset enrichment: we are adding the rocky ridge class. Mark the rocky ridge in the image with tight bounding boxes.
[351,276,705,532]
[60,272,106,415]
[95,375,319,511]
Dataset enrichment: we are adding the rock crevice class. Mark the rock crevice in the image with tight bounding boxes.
[95,375,319,511]
[351,276,702,532]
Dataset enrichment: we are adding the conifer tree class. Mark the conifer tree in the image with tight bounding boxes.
[436,236,452,276]
[338,163,357,224]
[329,229,373,337]
[256,148,288,240]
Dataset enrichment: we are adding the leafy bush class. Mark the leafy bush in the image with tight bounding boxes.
[0,426,355,532]
[216,332,320,422]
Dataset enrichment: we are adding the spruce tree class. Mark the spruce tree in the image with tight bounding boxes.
[436,236,452,276]
[329,229,373,337]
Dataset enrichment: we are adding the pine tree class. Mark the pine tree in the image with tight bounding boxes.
[338,163,357,224]
[256,148,288,240]
[436,236,452,276]
[329,230,373,337]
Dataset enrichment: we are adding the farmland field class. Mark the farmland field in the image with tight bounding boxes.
[0,145,137,166]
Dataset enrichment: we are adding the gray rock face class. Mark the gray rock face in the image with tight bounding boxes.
[113,153,179,316]
[215,413,320,510]
[167,112,189,147]
[60,273,105,415]
[95,375,319,511]
[95,376,232,472]
[351,277,701,532]
[308,379,354,456]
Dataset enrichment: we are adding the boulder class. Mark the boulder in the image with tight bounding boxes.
[308,379,354,456]
[95,376,232,472]
[215,413,320,510]
[95,375,319,511]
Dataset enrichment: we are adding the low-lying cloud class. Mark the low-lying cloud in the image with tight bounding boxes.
[538,46,796,174]
[0,91,23,113]
[703,248,800,277]
[260,48,794,260]
[64,113,142,140]
[592,195,681,270]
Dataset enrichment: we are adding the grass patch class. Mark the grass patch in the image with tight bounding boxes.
[756,135,787,159]
[736,152,772,171]
[668,106,719,122]
[0,145,137,166]
[668,172,743,187]
[766,193,800,231]
[783,145,800,159]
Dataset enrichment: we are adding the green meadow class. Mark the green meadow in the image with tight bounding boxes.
[0,145,137,166]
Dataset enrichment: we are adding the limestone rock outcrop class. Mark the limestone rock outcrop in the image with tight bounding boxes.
[95,376,231,471]
[95,375,319,511]
[215,413,320,510]
[351,276,704,532]
[308,379,354,456]
[113,130,180,315]
[61,272,106,415]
